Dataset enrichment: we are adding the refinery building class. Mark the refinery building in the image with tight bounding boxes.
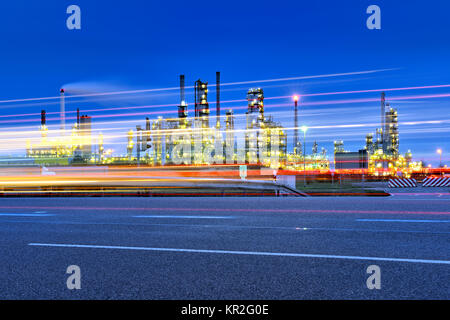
[24,73,421,177]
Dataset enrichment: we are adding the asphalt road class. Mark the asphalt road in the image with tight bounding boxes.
[0,194,449,299]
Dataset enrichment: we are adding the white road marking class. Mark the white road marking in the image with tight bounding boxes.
[133,215,234,219]
[357,219,450,223]
[28,243,450,265]
[0,213,54,217]
[388,198,450,201]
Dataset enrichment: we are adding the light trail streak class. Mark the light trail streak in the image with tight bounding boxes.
[0,205,446,215]
[219,69,398,86]
[2,90,450,128]
[27,243,450,265]
[0,68,394,104]
[0,118,449,155]
[300,83,450,98]
[2,82,450,124]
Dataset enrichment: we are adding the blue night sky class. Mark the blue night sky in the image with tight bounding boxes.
[0,0,449,165]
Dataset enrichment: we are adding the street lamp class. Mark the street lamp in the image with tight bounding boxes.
[437,148,442,169]
[293,95,300,155]
[301,126,308,187]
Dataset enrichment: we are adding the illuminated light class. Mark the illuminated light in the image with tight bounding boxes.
[293,95,299,102]
[437,149,442,154]
[300,126,308,133]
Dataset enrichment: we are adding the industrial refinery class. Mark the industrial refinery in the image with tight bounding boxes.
[23,72,428,178]
[26,89,99,165]
[334,92,423,177]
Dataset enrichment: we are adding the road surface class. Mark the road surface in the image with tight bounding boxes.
[0,194,449,299]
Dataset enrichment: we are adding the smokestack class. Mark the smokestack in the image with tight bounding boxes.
[178,75,188,120]
[77,108,80,127]
[146,117,151,143]
[60,88,65,132]
[41,110,46,126]
[216,71,220,128]
[381,92,385,152]
[180,74,185,105]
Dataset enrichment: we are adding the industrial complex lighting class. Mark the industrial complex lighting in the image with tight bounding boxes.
[437,148,442,154]
[300,126,308,133]
[293,95,299,102]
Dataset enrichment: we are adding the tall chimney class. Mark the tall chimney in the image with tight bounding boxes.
[178,75,188,120]
[216,71,220,128]
[146,117,151,140]
[41,110,46,126]
[77,108,80,127]
[60,88,65,132]
[180,74,185,105]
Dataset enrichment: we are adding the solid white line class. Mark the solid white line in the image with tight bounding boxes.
[388,198,450,201]
[357,219,450,223]
[0,213,54,217]
[133,215,234,219]
[27,243,450,265]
